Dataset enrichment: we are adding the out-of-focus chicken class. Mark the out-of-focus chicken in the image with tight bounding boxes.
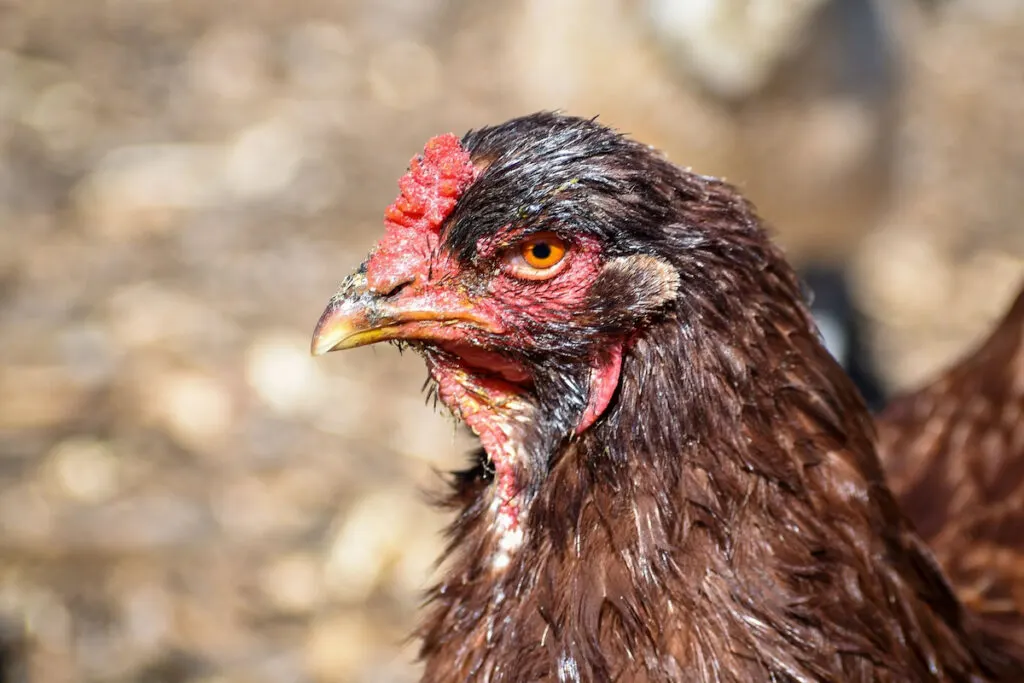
[801,264,887,410]
[878,287,1024,644]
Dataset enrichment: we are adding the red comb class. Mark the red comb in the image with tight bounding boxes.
[382,134,476,234]
[365,134,476,293]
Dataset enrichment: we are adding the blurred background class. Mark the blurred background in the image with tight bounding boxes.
[1,0,1023,680]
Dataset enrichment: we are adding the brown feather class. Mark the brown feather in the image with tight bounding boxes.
[879,285,1024,647]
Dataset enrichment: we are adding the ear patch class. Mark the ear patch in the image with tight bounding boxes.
[589,254,680,322]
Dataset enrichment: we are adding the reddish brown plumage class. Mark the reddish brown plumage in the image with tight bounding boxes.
[879,288,1024,648]
[312,113,1024,682]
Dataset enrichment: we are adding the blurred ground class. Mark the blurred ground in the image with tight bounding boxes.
[0,0,1022,681]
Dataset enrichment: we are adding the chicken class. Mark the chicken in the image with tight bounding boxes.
[878,288,1024,646]
[310,112,1024,682]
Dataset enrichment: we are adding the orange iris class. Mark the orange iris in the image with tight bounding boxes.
[520,232,567,270]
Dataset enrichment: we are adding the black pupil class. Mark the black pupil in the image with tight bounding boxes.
[531,242,552,260]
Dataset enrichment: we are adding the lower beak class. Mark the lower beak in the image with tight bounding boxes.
[310,271,498,355]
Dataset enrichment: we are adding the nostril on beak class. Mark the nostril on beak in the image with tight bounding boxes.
[368,273,414,298]
[384,279,412,298]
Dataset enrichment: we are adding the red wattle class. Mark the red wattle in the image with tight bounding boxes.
[576,344,623,435]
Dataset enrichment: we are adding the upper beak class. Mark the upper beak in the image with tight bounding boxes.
[310,270,498,356]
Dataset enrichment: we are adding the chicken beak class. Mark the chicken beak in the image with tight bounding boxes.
[310,271,385,355]
[310,270,500,356]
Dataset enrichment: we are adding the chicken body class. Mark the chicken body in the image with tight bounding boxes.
[312,113,1024,682]
[879,289,1024,649]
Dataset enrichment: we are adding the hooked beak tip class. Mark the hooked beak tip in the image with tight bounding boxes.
[310,300,355,356]
[309,333,339,357]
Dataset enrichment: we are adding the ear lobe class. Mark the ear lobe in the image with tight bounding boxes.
[585,254,680,327]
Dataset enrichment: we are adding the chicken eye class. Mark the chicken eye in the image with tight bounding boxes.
[507,232,568,280]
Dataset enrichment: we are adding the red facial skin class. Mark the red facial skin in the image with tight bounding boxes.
[425,349,530,558]
[369,231,624,548]
[478,230,624,435]
[360,136,623,556]
[483,229,600,320]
